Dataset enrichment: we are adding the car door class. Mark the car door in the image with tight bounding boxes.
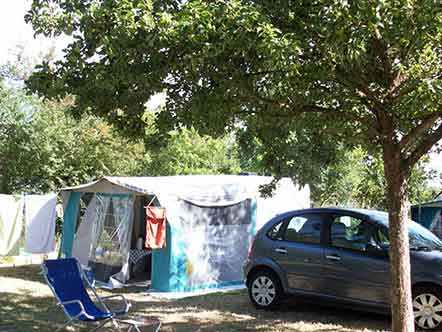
[271,213,325,293]
[322,213,390,305]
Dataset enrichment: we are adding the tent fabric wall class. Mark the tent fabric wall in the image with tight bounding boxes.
[151,223,172,291]
[60,192,81,258]
[255,178,310,230]
[152,191,257,292]
[60,175,310,292]
[411,206,439,229]
[151,208,256,292]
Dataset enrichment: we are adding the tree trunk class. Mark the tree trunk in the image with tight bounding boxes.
[383,146,415,332]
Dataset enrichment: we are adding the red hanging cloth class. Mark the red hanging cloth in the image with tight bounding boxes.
[145,206,167,249]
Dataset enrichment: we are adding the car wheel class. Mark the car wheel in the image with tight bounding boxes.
[413,286,442,330]
[248,270,283,310]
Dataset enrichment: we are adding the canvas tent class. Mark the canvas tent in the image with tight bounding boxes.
[411,200,442,239]
[59,175,310,292]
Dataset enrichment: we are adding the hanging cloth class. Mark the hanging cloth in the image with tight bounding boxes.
[145,207,166,249]
[0,194,24,256]
[24,193,57,254]
[72,195,97,266]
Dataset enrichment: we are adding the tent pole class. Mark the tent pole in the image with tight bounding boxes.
[419,204,422,225]
[146,195,157,208]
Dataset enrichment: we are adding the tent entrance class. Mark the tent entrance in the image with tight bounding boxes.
[127,252,152,286]
[72,193,156,288]
[126,195,158,285]
[88,193,134,286]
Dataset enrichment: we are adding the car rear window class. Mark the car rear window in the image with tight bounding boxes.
[267,221,284,240]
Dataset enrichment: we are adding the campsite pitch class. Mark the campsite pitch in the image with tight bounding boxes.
[0,265,390,332]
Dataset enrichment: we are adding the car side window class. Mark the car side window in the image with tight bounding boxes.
[331,215,371,251]
[267,221,284,240]
[373,227,390,248]
[283,214,321,244]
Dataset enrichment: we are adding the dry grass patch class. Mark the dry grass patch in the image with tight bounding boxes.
[0,265,390,332]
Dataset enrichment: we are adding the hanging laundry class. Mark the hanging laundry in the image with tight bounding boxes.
[0,194,24,256]
[145,206,166,249]
[24,193,57,254]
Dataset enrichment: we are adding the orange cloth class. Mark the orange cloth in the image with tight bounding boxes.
[145,207,166,249]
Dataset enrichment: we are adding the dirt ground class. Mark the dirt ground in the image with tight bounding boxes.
[0,265,390,332]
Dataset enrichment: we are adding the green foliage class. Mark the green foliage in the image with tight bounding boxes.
[25,0,442,188]
[30,99,146,192]
[310,148,366,207]
[0,81,243,194]
[237,135,437,208]
[0,84,38,193]
[0,82,146,194]
[145,127,241,176]
[311,148,437,209]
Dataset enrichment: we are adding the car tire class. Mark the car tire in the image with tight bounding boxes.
[413,286,442,330]
[247,269,283,310]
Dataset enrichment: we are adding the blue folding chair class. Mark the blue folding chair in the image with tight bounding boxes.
[42,258,160,332]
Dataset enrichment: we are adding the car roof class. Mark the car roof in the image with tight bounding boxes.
[275,207,389,226]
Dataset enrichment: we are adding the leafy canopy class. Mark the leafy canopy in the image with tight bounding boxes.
[26,0,442,185]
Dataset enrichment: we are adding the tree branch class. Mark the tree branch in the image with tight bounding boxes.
[234,93,329,118]
[389,80,419,103]
[335,66,379,104]
[405,122,442,169]
[372,34,393,85]
[400,112,442,151]
[236,92,289,109]
[246,69,288,77]
[387,72,409,99]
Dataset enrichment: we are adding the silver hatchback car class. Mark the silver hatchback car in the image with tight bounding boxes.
[244,208,442,330]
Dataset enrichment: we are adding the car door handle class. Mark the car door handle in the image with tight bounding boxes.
[326,254,341,261]
[275,247,287,254]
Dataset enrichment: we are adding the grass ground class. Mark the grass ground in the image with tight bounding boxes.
[0,265,390,332]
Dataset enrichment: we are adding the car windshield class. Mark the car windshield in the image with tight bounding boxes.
[374,212,442,250]
[408,221,442,249]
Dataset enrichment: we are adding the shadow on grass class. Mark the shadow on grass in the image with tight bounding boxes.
[0,292,70,332]
[126,290,391,332]
[0,265,391,332]
[0,291,390,332]
[0,264,45,284]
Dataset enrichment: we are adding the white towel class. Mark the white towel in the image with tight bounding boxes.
[0,194,24,256]
[24,193,57,254]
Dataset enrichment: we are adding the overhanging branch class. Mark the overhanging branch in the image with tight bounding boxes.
[405,122,442,169]
[400,112,442,151]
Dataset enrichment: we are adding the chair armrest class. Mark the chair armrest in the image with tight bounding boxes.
[58,300,94,320]
[115,319,161,332]
[100,294,131,314]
